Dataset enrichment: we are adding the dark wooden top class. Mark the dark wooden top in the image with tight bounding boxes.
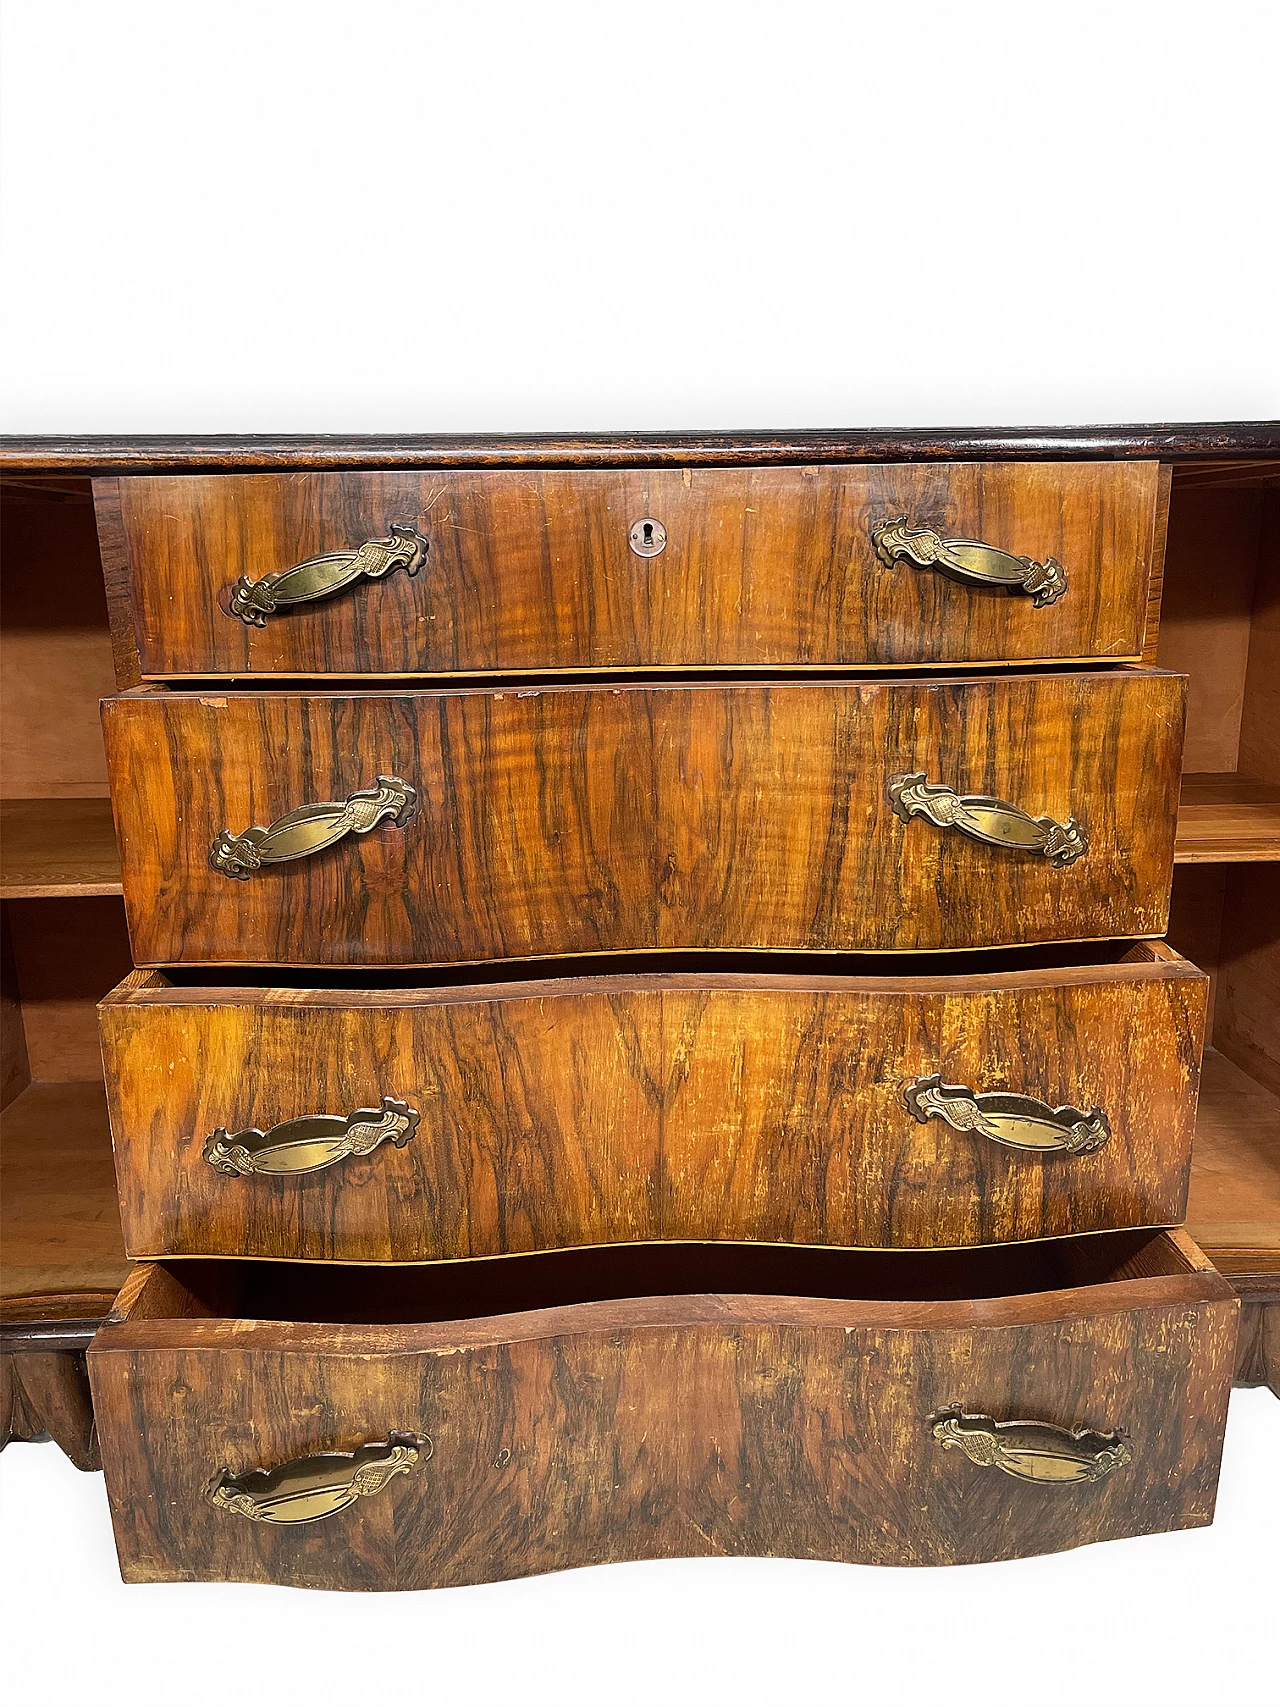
[2,424,1279,472]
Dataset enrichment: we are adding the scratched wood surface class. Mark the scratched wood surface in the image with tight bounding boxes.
[88,1233,1237,1588]
[101,672,1185,965]
[101,463,1161,675]
[100,955,1206,1261]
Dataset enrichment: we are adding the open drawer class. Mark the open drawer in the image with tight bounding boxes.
[88,1230,1238,1588]
[99,942,1207,1262]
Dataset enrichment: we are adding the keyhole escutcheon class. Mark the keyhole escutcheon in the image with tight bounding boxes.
[629,517,667,558]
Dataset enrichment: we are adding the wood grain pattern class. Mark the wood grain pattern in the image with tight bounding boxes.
[99,955,1206,1262]
[91,476,143,689]
[5,424,1280,472]
[108,464,1162,675]
[102,672,1185,966]
[1140,464,1172,663]
[87,1234,1238,1588]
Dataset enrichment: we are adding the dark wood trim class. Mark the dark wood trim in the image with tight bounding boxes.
[2,424,1279,473]
[0,1318,104,1353]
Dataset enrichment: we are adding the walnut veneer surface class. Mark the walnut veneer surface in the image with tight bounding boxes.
[102,672,1184,965]
[3,425,1274,1574]
[101,953,1206,1262]
[101,463,1162,674]
[89,1232,1237,1588]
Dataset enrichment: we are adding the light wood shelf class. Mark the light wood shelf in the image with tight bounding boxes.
[1175,773,1280,864]
[0,798,121,898]
[0,1078,129,1318]
[1187,1047,1280,1281]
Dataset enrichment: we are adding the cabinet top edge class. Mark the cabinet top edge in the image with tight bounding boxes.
[2,424,1279,472]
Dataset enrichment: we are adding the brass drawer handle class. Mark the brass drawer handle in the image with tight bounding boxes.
[930,1407,1132,1484]
[227,525,429,626]
[904,1075,1109,1155]
[210,775,417,878]
[208,1432,431,1524]
[888,772,1088,867]
[872,516,1067,607]
[203,1095,420,1176]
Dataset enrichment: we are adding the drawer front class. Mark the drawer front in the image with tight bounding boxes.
[100,956,1206,1261]
[100,462,1163,675]
[101,672,1184,964]
[88,1236,1237,1588]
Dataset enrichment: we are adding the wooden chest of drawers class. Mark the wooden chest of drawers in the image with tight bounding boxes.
[7,427,1278,1591]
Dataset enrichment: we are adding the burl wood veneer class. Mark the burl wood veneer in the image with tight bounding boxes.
[101,671,1185,966]
[88,1232,1237,1589]
[98,462,1163,676]
[100,947,1206,1262]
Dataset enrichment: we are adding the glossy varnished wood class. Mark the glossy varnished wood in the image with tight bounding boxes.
[99,950,1206,1262]
[87,1232,1237,1589]
[101,671,1185,966]
[105,464,1162,675]
[4,423,1279,472]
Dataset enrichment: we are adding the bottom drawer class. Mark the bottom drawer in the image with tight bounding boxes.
[88,1230,1237,1589]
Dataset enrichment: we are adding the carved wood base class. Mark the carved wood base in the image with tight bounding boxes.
[0,1334,101,1471]
[1234,1302,1280,1398]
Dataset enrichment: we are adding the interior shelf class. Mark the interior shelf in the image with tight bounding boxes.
[1186,1047,1280,1280]
[0,798,121,898]
[0,1078,129,1318]
[1175,773,1280,864]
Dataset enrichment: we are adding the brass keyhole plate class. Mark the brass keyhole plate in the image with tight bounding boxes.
[628,518,667,558]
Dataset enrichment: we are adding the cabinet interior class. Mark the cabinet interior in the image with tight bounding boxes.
[128,1228,1202,1328]
[2,465,1278,1323]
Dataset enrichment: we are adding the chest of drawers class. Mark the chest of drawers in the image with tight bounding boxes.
[4,427,1277,1592]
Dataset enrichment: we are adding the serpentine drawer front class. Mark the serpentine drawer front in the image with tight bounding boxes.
[99,670,1184,965]
[86,1231,1237,1589]
[95,462,1163,675]
[98,944,1206,1262]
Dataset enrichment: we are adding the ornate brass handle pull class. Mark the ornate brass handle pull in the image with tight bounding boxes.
[872,516,1067,607]
[904,1075,1109,1155]
[208,1432,431,1524]
[930,1407,1132,1484]
[227,524,429,626]
[210,775,417,878]
[888,772,1088,867]
[203,1094,420,1176]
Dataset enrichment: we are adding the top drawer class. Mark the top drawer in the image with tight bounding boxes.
[97,463,1164,677]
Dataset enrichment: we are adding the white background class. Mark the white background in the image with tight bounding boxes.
[1,3,1278,1704]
